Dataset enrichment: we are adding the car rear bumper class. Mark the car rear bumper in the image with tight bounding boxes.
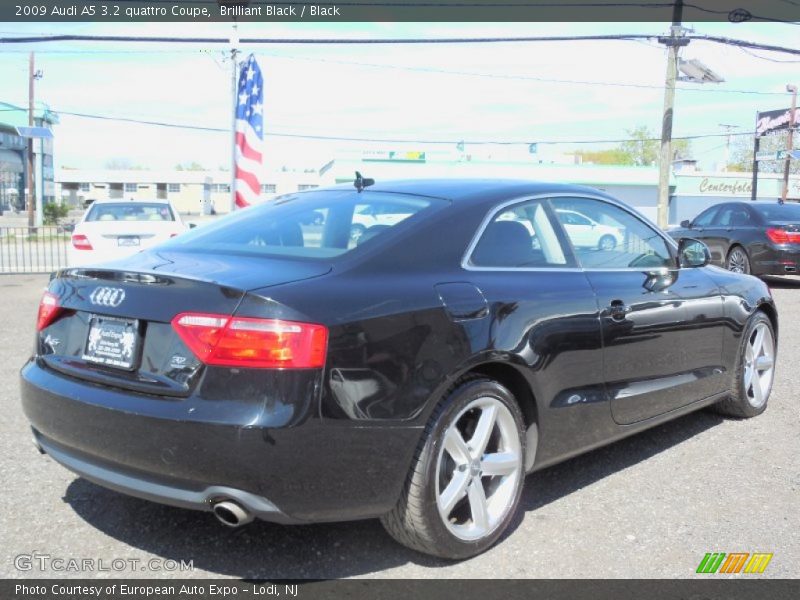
[32,431,296,523]
[20,360,421,524]
[754,246,800,275]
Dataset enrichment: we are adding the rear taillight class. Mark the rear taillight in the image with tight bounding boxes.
[766,228,800,244]
[37,291,62,331]
[71,234,93,250]
[171,312,328,369]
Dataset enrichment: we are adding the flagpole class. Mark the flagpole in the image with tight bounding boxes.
[229,20,239,213]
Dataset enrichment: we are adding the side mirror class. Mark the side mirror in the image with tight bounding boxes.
[680,219,691,229]
[678,238,711,268]
[188,223,197,229]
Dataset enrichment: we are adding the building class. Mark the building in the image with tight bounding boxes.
[56,168,322,214]
[321,153,668,222]
[0,101,58,213]
[671,171,800,224]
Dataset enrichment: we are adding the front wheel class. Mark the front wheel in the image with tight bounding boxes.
[727,246,751,274]
[714,311,775,418]
[381,378,526,559]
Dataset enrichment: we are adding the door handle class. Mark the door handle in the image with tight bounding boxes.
[606,300,631,320]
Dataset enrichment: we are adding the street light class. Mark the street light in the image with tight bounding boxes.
[678,59,725,84]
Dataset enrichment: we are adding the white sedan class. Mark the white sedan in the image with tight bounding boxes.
[555,209,624,250]
[68,200,188,267]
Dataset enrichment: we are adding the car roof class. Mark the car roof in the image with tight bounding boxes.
[315,178,619,206]
[88,199,172,205]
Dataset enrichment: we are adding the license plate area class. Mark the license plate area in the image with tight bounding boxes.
[82,315,140,370]
[117,236,140,247]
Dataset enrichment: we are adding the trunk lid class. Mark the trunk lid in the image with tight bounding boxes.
[39,249,332,396]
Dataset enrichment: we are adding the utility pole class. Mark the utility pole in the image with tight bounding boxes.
[656,0,688,229]
[781,84,797,204]
[26,52,35,227]
[750,110,760,202]
[718,123,739,172]
[229,20,239,213]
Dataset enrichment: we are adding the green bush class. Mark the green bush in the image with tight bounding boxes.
[43,202,70,225]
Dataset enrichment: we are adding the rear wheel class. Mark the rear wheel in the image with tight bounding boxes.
[727,246,751,274]
[381,378,526,559]
[714,311,775,418]
[598,234,616,251]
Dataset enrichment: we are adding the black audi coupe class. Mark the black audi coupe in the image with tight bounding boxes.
[20,179,777,559]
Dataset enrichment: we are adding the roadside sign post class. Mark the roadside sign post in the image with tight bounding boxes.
[15,126,53,228]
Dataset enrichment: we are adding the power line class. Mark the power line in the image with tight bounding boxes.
[2,32,799,55]
[256,50,791,96]
[0,101,762,146]
[737,45,800,63]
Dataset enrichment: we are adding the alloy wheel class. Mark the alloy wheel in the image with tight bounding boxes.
[743,322,775,408]
[434,396,522,541]
[728,248,749,274]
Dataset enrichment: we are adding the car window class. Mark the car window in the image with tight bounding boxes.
[86,203,175,222]
[163,191,444,259]
[558,210,592,226]
[469,199,573,268]
[692,206,719,227]
[751,203,800,221]
[551,197,672,270]
[717,206,752,227]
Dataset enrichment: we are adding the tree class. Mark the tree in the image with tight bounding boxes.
[175,161,206,171]
[727,132,799,174]
[617,125,692,167]
[104,158,147,170]
[572,148,636,165]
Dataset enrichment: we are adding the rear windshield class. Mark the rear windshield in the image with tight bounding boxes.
[750,203,800,222]
[86,203,175,222]
[162,190,445,259]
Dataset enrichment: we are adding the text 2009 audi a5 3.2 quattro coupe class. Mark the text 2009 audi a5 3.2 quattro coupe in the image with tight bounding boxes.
[20,178,777,559]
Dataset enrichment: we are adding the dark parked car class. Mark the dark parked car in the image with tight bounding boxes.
[20,180,777,559]
[668,201,800,276]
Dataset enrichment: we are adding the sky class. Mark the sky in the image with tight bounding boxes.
[0,19,798,172]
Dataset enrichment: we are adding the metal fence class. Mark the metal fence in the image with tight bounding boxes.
[0,226,70,274]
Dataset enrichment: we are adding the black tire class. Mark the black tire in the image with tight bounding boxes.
[380,377,527,559]
[598,234,617,251]
[726,245,751,274]
[713,311,775,418]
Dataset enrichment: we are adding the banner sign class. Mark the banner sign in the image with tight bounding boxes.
[755,107,799,137]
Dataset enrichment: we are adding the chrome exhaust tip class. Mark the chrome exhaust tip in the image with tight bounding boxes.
[212,500,253,527]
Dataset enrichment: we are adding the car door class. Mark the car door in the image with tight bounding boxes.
[679,205,719,247]
[699,204,735,265]
[551,196,726,425]
[464,197,611,463]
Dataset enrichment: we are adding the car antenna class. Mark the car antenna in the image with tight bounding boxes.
[354,171,374,193]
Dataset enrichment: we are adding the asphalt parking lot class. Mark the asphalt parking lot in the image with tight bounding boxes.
[1,273,798,579]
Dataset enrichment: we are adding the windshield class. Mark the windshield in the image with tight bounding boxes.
[86,203,175,222]
[751,203,800,222]
[162,190,446,259]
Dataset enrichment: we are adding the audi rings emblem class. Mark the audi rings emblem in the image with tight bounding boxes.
[89,287,126,308]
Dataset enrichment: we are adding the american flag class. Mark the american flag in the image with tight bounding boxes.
[234,54,264,209]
